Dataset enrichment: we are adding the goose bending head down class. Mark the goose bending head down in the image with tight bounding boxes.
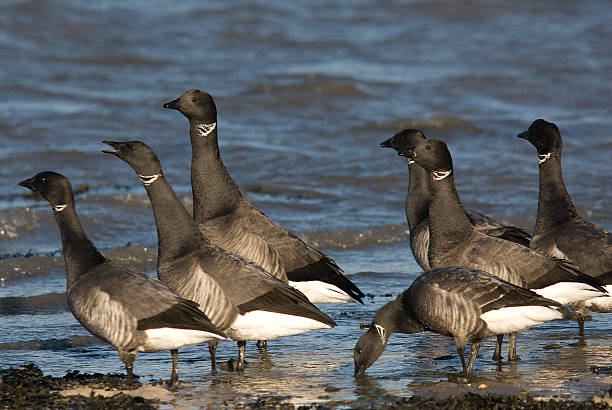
[354,266,562,377]
[18,171,226,388]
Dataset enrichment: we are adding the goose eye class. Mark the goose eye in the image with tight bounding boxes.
[357,348,362,355]
[191,97,197,102]
[426,145,431,150]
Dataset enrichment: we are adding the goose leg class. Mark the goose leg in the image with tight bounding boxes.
[170,349,179,389]
[456,343,468,375]
[256,340,267,350]
[237,341,246,371]
[508,332,520,361]
[492,334,503,361]
[466,340,481,374]
[119,351,136,382]
[577,316,585,339]
[208,342,218,374]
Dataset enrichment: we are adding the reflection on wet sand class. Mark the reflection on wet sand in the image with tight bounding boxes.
[157,316,611,407]
[182,348,350,406]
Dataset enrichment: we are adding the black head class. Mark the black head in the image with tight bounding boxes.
[163,89,217,124]
[102,140,163,176]
[517,119,562,154]
[380,129,426,152]
[354,326,387,377]
[18,171,74,209]
[398,138,453,173]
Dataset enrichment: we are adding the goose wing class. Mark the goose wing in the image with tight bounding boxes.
[464,233,595,288]
[466,210,531,247]
[532,220,612,280]
[199,217,287,282]
[68,262,225,349]
[408,267,488,338]
[408,267,561,339]
[236,200,365,303]
[159,253,239,330]
[409,218,430,270]
[415,267,560,311]
[185,248,336,327]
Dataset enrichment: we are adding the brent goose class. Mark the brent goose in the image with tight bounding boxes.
[380,129,530,270]
[399,139,607,360]
[354,266,562,376]
[103,140,336,371]
[18,172,226,388]
[163,89,364,305]
[518,119,612,335]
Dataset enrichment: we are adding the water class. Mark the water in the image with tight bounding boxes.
[1,0,611,405]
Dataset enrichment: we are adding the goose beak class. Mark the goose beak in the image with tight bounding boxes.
[101,140,121,155]
[18,177,35,190]
[380,137,394,148]
[163,98,180,110]
[517,130,529,140]
[397,145,416,160]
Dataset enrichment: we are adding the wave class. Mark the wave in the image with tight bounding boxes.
[594,141,612,151]
[47,55,166,67]
[362,115,481,135]
[0,292,67,315]
[0,246,156,285]
[0,335,99,351]
[1,222,407,263]
[242,183,336,201]
[0,254,65,285]
[0,224,408,279]
[246,74,371,103]
[300,223,409,251]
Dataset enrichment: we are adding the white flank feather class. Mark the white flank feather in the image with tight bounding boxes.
[141,328,225,352]
[481,306,562,334]
[228,310,332,340]
[585,285,612,312]
[533,282,606,304]
[289,280,354,303]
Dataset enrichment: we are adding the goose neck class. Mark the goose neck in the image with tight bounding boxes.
[535,152,578,234]
[189,124,242,222]
[406,163,430,231]
[427,173,473,245]
[54,206,106,285]
[141,173,202,265]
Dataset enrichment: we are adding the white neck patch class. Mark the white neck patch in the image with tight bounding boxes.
[52,204,67,212]
[433,170,452,181]
[373,324,387,345]
[139,174,162,185]
[407,158,415,165]
[196,122,216,136]
[538,153,551,164]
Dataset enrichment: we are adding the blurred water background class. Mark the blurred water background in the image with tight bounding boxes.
[1,0,611,405]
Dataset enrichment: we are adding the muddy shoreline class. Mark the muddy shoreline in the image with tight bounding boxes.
[1,364,609,409]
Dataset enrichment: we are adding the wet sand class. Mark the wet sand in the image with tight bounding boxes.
[2,364,610,409]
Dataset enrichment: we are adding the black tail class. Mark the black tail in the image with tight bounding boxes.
[286,256,365,304]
